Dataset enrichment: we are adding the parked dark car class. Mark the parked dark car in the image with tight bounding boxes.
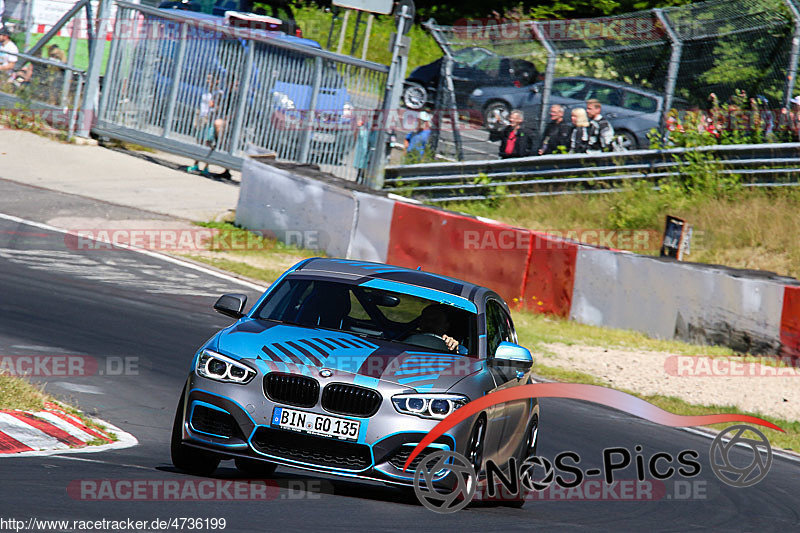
[467,76,688,150]
[403,47,538,111]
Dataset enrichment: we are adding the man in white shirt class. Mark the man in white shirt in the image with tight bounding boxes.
[0,27,19,73]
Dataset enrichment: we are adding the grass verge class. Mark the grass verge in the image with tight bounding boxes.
[0,375,117,445]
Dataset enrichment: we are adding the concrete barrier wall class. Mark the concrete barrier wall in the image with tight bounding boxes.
[236,156,799,358]
[571,247,787,354]
[237,158,357,258]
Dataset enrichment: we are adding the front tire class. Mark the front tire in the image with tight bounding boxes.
[403,82,427,110]
[170,388,221,476]
[483,101,510,131]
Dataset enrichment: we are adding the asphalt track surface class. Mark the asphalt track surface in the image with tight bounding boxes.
[0,180,799,532]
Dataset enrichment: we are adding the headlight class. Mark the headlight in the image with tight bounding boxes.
[196,349,256,384]
[392,393,469,420]
[272,91,296,110]
[471,88,483,97]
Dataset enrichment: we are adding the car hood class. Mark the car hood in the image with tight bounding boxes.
[216,319,483,391]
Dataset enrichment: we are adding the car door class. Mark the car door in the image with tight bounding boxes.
[484,299,527,465]
[495,308,533,461]
[480,298,511,467]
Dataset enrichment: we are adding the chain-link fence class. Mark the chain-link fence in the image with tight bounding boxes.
[421,0,800,161]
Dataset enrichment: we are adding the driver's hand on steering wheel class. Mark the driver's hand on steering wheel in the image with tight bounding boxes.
[442,334,459,352]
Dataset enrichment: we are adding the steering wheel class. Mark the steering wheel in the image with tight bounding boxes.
[400,332,448,351]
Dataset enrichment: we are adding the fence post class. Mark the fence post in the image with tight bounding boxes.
[298,55,323,164]
[60,16,80,109]
[69,74,85,139]
[24,0,35,50]
[162,23,189,139]
[78,0,111,138]
[367,5,411,189]
[97,10,123,124]
[533,21,556,139]
[228,41,256,154]
[783,0,800,109]
[654,8,682,142]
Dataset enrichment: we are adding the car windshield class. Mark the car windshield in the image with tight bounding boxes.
[453,47,493,68]
[254,278,478,356]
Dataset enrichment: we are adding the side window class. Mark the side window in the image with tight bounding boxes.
[486,300,512,356]
[551,80,588,100]
[622,91,657,113]
[587,84,622,107]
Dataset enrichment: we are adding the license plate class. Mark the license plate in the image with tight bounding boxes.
[311,132,336,143]
[271,407,360,441]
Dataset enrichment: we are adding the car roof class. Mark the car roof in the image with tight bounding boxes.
[292,258,488,302]
[155,7,320,48]
[553,76,664,98]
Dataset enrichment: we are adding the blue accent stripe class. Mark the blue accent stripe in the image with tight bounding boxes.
[395,367,449,376]
[397,374,441,384]
[360,279,477,313]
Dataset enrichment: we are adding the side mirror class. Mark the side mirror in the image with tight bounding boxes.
[214,293,247,319]
[493,342,533,367]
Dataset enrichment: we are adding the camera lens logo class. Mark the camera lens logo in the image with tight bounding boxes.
[413,451,476,514]
[709,425,772,488]
[519,456,555,491]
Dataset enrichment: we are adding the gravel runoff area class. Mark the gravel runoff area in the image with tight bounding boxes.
[541,343,799,421]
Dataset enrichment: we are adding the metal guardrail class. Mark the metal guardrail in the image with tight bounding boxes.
[384,143,800,202]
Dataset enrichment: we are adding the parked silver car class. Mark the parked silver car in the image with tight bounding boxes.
[468,76,688,149]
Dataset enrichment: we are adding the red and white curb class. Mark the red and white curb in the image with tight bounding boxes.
[0,402,137,457]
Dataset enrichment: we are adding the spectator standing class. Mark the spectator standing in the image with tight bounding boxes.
[0,27,18,73]
[538,104,572,155]
[569,108,590,153]
[404,110,432,160]
[489,109,533,159]
[586,98,615,152]
[187,74,221,177]
[353,113,377,184]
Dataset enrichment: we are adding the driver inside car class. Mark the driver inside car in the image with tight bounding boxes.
[403,304,468,354]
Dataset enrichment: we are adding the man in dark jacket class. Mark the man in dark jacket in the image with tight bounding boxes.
[538,104,573,155]
[489,109,534,159]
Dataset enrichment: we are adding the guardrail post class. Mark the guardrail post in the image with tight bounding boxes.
[299,56,324,164]
[78,0,111,138]
[783,0,800,109]
[532,21,555,139]
[228,41,255,154]
[162,23,189,139]
[654,8,682,143]
[69,74,85,139]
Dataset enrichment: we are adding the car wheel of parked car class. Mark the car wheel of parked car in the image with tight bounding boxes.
[235,457,277,478]
[403,83,427,110]
[170,387,221,476]
[483,101,510,131]
[617,130,638,150]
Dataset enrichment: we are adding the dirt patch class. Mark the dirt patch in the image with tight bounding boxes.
[541,343,799,421]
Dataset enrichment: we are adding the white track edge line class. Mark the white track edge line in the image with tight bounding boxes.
[0,212,268,291]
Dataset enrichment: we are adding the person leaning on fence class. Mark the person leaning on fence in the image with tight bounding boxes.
[187,74,221,177]
[586,98,615,152]
[0,27,18,74]
[404,110,432,160]
[569,108,590,153]
[489,109,533,159]
[539,104,573,155]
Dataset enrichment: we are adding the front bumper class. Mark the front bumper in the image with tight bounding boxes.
[179,374,471,487]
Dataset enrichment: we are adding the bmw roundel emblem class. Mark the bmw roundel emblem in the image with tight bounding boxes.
[319,368,333,378]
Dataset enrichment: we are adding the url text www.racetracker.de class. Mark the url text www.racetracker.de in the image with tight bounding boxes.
[0,517,227,532]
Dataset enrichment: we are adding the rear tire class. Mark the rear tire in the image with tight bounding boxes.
[170,388,221,476]
[235,457,277,478]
